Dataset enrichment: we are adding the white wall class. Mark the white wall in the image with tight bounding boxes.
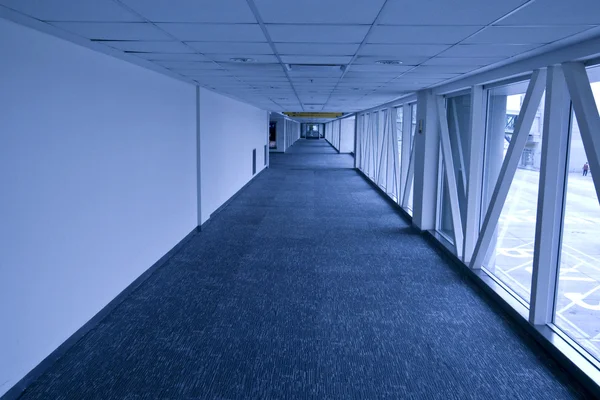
[199,89,268,224]
[0,19,198,396]
[340,117,356,153]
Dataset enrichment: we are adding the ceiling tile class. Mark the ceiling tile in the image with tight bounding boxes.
[359,44,450,57]
[464,26,592,44]
[50,22,170,40]
[254,0,385,24]
[379,0,529,25]
[0,0,143,21]
[368,25,483,44]
[157,23,266,42]
[101,40,194,53]
[498,0,600,25]
[281,55,352,64]
[274,43,360,55]
[130,52,209,61]
[153,61,220,69]
[119,0,257,23]
[409,65,479,74]
[186,42,273,54]
[266,24,369,43]
[439,44,540,57]
[421,57,504,66]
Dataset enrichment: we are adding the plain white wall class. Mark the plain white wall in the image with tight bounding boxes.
[0,18,197,396]
[340,117,356,153]
[199,89,268,224]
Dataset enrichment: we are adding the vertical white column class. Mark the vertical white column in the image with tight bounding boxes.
[530,66,571,325]
[413,90,440,231]
[196,86,202,228]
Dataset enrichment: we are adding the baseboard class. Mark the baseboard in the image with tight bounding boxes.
[354,168,413,224]
[0,227,199,400]
[199,167,267,231]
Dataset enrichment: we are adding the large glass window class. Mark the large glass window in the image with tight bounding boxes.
[481,81,545,304]
[437,93,471,246]
[555,65,600,361]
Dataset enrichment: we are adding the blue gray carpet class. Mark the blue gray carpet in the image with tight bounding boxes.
[17,140,589,399]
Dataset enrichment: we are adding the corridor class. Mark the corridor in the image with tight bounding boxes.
[18,140,586,399]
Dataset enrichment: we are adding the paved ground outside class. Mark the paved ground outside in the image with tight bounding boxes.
[486,168,600,360]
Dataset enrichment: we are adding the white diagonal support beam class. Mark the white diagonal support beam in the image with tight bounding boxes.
[530,66,571,325]
[462,86,486,262]
[470,69,546,270]
[402,139,415,209]
[400,104,412,201]
[451,100,468,198]
[402,138,415,208]
[437,96,465,257]
[563,62,600,207]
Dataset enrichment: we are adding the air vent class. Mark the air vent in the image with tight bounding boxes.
[375,60,403,65]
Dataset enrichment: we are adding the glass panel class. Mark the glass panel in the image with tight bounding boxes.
[438,161,455,241]
[481,81,545,304]
[437,93,472,245]
[555,65,600,361]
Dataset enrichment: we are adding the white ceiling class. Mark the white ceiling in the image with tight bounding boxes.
[1,0,600,114]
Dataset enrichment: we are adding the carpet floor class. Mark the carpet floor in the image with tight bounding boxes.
[17,139,590,399]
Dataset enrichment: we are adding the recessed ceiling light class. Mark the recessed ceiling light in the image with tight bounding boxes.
[375,60,403,65]
[230,57,256,63]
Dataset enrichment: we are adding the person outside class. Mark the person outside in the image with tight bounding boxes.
[583,162,589,176]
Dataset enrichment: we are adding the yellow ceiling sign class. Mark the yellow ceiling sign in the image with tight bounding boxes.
[283,112,343,118]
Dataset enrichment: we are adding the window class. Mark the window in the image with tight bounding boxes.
[554,65,600,361]
[437,93,471,246]
[481,81,545,303]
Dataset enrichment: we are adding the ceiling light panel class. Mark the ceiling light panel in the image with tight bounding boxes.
[281,55,352,64]
[156,23,266,42]
[253,0,385,24]
[156,61,221,69]
[274,43,360,56]
[185,42,272,54]
[439,43,540,58]
[350,64,412,73]
[378,0,530,25]
[359,44,451,57]
[119,0,257,23]
[0,0,143,21]
[130,53,209,61]
[50,22,170,40]
[101,40,194,53]
[368,25,483,45]
[410,65,480,74]
[266,24,369,43]
[421,57,504,66]
[464,26,592,45]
